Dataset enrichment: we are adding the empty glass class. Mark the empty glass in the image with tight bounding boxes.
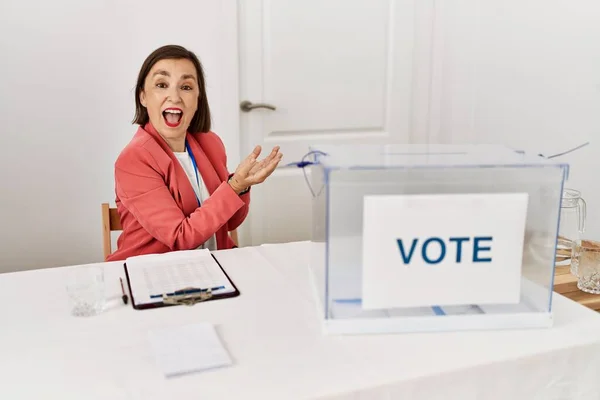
[66,266,105,317]
[557,188,586,274]
[575,240,600,294]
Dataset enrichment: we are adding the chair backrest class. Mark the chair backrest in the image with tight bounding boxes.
[101,203,239,259]
[101,203,122,260]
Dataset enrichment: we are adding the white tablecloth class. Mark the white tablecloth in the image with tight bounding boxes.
[1,241,600,399]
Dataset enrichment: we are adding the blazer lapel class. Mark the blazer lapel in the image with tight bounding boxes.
[188,133,232,250]
[186,133,221,196]
[142,123,198,215]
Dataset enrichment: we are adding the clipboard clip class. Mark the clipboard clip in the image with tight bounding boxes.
[161,287,214,306]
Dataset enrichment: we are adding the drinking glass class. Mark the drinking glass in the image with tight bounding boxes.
[557,188,586,274]
[575,240,600,294]
[66,266,105,317]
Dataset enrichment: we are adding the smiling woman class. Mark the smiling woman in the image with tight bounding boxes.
[106,45,282,261]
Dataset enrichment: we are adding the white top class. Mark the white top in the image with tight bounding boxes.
[173,150,217,251]
[1,241,600,399]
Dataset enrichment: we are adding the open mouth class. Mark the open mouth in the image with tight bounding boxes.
[162,108,183,128]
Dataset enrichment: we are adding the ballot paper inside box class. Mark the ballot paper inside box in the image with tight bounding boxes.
[307,144,568,335]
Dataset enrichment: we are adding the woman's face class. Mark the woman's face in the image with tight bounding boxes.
[140,58,199,144]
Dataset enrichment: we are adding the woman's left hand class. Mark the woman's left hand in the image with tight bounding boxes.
[229,145,283,193]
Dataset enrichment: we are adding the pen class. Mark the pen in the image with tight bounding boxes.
[150,285,225,299]
[119,277,129,305]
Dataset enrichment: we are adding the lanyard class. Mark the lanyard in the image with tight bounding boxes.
[185,140,202,206]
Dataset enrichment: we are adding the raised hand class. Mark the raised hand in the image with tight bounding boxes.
[228,145,283,194]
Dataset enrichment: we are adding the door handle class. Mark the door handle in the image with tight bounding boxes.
[240,100,276,112]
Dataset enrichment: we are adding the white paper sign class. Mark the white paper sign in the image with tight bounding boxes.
[361,193,528,309]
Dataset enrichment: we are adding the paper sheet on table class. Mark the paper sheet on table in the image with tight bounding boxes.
[148,323,232,378]
[125,249,236,306]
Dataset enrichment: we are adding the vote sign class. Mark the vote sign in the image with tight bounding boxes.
[361,193,529,309]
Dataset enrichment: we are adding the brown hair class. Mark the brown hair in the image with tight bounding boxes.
[133,45,211,133]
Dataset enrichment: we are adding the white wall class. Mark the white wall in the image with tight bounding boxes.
[2,0,598,272]
[425,0,600,239]
[0,0,239,272]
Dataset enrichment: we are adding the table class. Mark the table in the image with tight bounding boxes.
[554,265,600,311]
[2,241,600,399]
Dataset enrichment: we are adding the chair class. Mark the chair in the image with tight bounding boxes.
[101,203,239,259]
[101,203,122,260]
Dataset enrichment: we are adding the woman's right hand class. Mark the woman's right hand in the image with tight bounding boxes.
[228,145,283,194]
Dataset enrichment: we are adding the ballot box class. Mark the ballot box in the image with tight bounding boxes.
[307,144,568,335]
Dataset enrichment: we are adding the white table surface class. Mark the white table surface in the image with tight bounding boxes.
[2,241,600,399]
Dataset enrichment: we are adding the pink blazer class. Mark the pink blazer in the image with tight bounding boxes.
[106,123,250,261]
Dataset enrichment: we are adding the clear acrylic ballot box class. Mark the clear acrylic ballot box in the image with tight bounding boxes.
[307,144,569,335]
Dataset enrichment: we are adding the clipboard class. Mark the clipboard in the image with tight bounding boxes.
[123,253,240,310]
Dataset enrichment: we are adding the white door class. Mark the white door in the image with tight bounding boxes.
[237,0,426,246]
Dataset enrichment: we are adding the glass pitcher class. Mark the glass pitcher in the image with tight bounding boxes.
[557,188,586,274]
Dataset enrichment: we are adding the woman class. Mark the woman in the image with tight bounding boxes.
[106,45,282,261]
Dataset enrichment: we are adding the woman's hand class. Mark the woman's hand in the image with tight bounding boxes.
[228,145,283,194]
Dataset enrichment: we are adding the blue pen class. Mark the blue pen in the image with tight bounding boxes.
[150,285,225,299]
